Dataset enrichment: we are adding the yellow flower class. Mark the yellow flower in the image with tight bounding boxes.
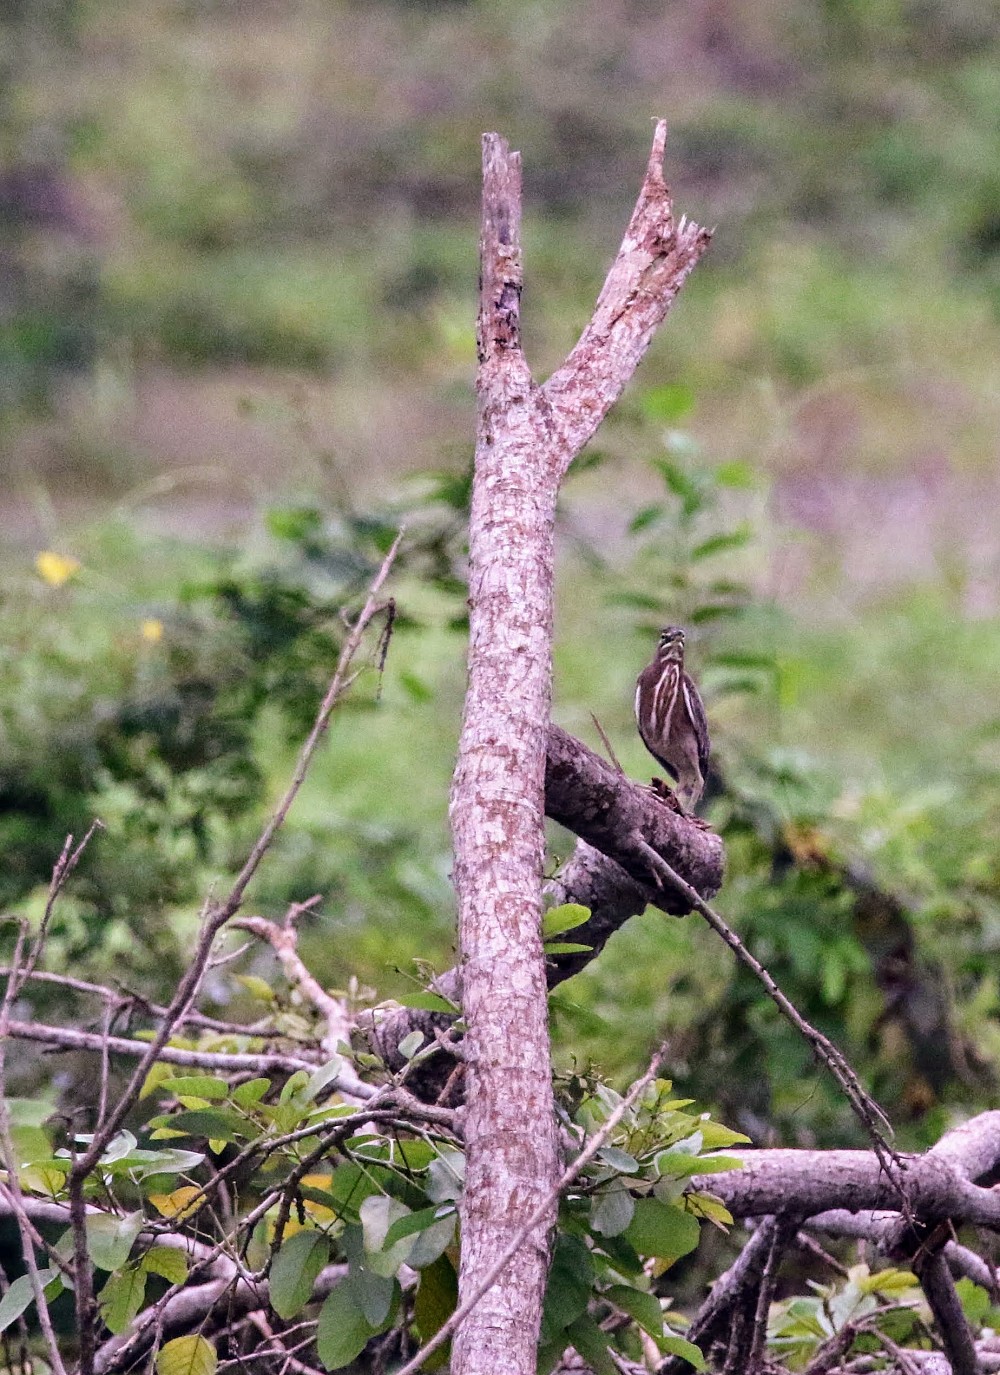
[35,551,81,587]
[140,618,164,644]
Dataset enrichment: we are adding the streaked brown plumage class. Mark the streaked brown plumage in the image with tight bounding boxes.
[634,626,710,812]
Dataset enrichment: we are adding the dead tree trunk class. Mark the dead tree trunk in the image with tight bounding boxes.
[449,125,710,1375]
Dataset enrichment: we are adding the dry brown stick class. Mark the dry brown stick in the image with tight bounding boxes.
[232,909,351,1057]
[66,533,402,1375]
[0,923,69,1375]
[395,1045,672,1375]
[4,1019,320,1075]
[0,964,278,1036]
[631,834,901,1176]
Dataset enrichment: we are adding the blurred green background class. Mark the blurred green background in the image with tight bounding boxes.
[2,0,1000,1149]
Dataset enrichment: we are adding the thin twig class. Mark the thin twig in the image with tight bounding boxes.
[590,713,625,775]
[0,925,70,1375]
[747,1215,796,1370]
[4,1019,321,1075]
[61,536,402,1375]
[232,912,352,1060]
[71,531,402,1179]
[631,834,902,1178]
[394,1043,672,1375]
[0,965,279,1037]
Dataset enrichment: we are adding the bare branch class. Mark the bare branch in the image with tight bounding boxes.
[232,911,352,1057]
[4,1018,322,1076]
[541,119,712,471]
[694,1118,1000,1227]
[0,926,69,1375]
[918,1251,980,1375]
[70,531,401,1182]
[658,1219,782,1375]
[632,835,899,1172]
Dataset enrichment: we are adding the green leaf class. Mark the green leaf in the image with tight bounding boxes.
[690,526,753,561]
[235,974,276,1005]
[597,1146,639,1174]
[353,1269,396,1327]
[87,1211,143,1272]
[395,991,460,1013]
[590,1180,635,1237]
[233,1078,271,1109]
[604,1284,664,1340]
[660,1334,706,1369]
[398,1030,425,1060]
[426,1150,465,1203]
[160,1076,229,1101]
[304,1057,345,1103]
[541,1235,593,1341]
[408,1213,457,1269]
[713,459,755,488]
[695,1121,750,1149]
[624,1199,701,1262]
[413,1256,457,1369]
[383,1204,456,1249]
[399,669,433,702]
[322,1163,381,1220]
[279,1071,311,1104]
[683,1192,734,1229]
[542,904,591,938]
[316,1282,373,1370]
[565,1313,617,1375]
[867,1267,920,1299]
[655,1151,742,1181]
[270,1229,330,1320]
[360,1195,414,1276]
[542,941,593,955]
[99,1267,147,1335]
[653,458,704,517]
[155,1335,217,1375]
[106,1146,206,1178]
[6,1098,53,1164]
[141,1246,189,1285]
[0,1268,62,1334]
[628,504,665,534]
[146,1108,247,1144]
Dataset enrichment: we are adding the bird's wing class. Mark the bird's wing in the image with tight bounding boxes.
[683,672,711,778]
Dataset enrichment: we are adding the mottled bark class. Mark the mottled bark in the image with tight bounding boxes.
[449,127,710,1375]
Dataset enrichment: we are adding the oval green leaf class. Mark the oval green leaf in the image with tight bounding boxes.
[316,1282,373,1370]
[155,1335,217,1375]
[624,1198,701,1261]
[270,1229,330,1320]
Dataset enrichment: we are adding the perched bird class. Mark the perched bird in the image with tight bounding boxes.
[634,626,711,813]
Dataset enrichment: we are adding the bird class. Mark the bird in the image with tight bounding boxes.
[634,626,711,813]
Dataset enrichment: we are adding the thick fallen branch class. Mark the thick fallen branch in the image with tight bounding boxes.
[694,1111,1000,1226]
[695,1147,1000,1226]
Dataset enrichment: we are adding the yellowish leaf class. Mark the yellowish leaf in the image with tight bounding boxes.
[148,1186,204,1221]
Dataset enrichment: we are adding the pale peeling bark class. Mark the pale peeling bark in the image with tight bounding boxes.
[450,126,710,1375]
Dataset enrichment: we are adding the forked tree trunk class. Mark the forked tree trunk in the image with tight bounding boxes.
[449,125,711,1375]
